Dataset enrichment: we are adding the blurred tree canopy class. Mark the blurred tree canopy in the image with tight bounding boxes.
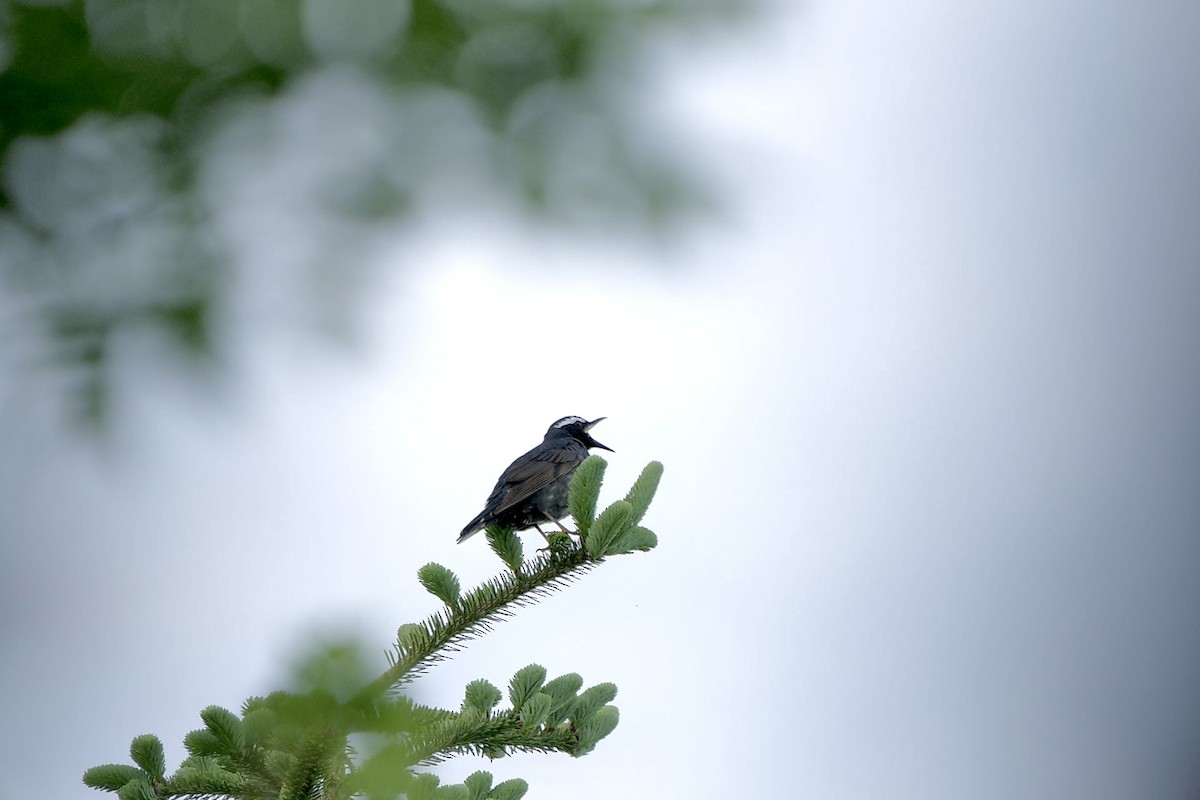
[0,0,738,421]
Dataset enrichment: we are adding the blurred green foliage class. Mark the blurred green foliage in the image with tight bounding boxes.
[0,0,742,423]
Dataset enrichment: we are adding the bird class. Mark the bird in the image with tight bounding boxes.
[457,416,613,544]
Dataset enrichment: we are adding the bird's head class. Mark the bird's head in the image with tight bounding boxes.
[546,416,613,452]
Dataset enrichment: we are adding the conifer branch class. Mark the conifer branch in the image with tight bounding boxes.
[414,710,582,765]
[353,546,599,705]
[85,458,664,800]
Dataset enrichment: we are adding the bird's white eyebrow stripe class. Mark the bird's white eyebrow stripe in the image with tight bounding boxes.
[552,416,588,428]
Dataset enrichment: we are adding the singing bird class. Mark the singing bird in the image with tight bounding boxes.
[457,416,612,543]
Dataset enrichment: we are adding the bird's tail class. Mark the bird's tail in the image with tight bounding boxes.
[457,513,487,544]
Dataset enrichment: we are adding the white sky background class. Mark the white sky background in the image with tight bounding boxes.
[3,1,1200,799]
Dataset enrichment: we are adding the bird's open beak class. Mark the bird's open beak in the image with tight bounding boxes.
[584,417,613,451]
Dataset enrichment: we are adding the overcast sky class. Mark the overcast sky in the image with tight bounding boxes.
[3,2,1199,799]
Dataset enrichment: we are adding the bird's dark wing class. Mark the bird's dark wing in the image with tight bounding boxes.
[487,444,585,516]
